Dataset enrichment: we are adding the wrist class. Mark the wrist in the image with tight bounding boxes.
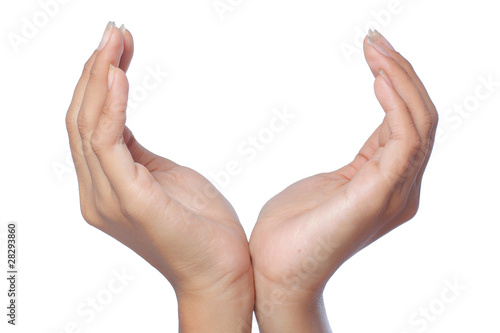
[254,274,331,333]
[176,273,254,333]
[255,295,331,333]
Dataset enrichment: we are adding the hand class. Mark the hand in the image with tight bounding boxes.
[249,30,438,332]
[65,22,253,332]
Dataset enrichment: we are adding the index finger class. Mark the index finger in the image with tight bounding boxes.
[364,30,438,125]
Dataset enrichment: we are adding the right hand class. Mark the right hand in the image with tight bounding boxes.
[65,23,254,329]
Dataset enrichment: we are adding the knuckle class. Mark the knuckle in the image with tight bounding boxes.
[65,112,75,133]
[90,131,104,154]
[80,199,101,227]
[94,184,124,220]
[118,170,160,220]
[88,64,100,83]
[82,52,97,77]
[432,107,439,128]
[117,189,140,219]
[82,60,93,78]
[396,138,421,177]
[113,98,128,114]
[408,202,419,219]
[77,116,88,136]
[119,188,144,219]
[423,108,435,135]
[95,197,117,222]
[397,54,415,74]
[101,115,115,134]
[119,199,136,220]
[403,198,420,221]
[104,97,128,117]
[405,135,421,155]
[403,62,415,75]
[101,103,114,118]
[81,210,95,225]
[95,200,107,217]
[102,100,111,112]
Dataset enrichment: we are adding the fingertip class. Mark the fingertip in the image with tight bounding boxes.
[363,35,374,59]
[93,70,129,154]
[375,79,421,160]
[119,27,134,72]
[98,27,125,67]
[363,34,398,79]
[379,70,393,88]
[374,74,408,127]
[106,66,129,119]
[86,27,124,93]
[374,73,394,102]
[123,27,134,48]
[108,64,116,90]
[84,50,99,72]
[109,66,129,94]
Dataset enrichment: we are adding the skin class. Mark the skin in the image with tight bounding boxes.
[66,23,437,332]
[65,24,254,332]
[249,32,438,332]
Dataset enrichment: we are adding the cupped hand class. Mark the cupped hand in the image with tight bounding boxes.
[249,30,438,331]
[65,23,253,330]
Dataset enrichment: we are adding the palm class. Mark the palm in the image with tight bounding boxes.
[250,170,354,293]
[249,123,413,294]
[123,130,251,289]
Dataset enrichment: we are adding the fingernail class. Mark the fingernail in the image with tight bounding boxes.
[119,24,126,35]
[379,70,393,88]
[373,30,395,51]
[367,36,392,58]
[98,21,115,51]
[108,64,116,89]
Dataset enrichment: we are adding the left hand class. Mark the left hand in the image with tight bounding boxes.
[249,30,438,332]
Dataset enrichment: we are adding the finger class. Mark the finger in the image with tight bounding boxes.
[372,31,438,196]
[371,73,420,188]
[328,74,419,234]
[363,31,438,193]
[118,25,134,73]
[316,75,420,238]
[338,72,420,226]
[414,125,437,185]
[335,125,381,181]
[363,35,435,199]
[78,25,124,145]
[91,66,145,196]
[66,51,98,198]
[363,35,433,147]
[77,25,125,194]
[367,30,439,162]
[364,30,438,125]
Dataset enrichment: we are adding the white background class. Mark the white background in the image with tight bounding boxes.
[1,0,499,332]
